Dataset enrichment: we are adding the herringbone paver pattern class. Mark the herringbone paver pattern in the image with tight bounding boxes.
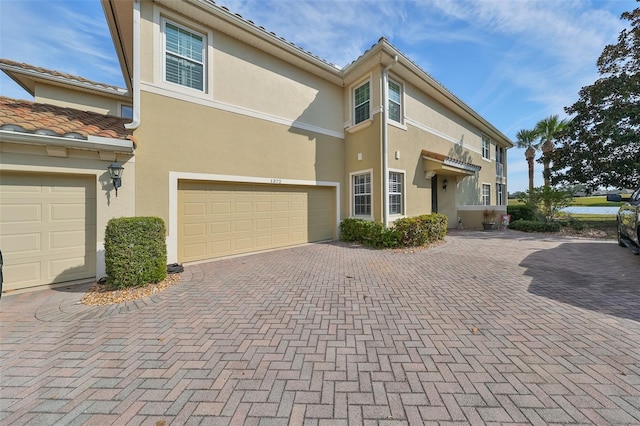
[1,230,639,425]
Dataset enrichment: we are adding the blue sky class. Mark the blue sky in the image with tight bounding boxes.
[0,0,635,192]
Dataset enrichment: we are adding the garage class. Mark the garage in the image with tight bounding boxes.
[178,181,335,262]
[0,171,96,292]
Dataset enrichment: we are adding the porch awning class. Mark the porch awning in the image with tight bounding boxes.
[422,149,481,178]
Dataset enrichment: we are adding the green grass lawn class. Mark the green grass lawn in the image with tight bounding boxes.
[508,195,625,207]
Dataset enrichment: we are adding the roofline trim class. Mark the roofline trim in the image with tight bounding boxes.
[0,62,130,101]
[0,129,135,154]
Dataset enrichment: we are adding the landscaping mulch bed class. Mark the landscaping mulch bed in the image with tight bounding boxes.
[81,273,181,306]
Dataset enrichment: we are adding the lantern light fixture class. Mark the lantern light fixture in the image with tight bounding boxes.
[107,161,124,197]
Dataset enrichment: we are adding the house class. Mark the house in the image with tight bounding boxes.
[0,0,512,293]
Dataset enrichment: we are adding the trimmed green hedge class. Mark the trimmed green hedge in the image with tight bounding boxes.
[340,213,448,249]
[104,217,167,288]
[393,214,448,247]
[508,219,561,233]
[507,204,537,222]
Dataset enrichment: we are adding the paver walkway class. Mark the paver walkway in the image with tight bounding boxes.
[1,230,639,425]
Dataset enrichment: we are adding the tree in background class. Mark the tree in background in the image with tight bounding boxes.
[535,115,569,189]
[551,3,640,190]
[515,128,539,194]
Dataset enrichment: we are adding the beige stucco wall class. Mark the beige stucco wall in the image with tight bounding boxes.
[34,84,126,117]
[139,2,343,134]
[0,141,135,280]
[134,91,344,228]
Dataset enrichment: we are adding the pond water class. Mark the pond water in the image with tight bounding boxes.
[560,206,619,215]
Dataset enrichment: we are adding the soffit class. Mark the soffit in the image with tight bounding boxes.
[422,149,481,177]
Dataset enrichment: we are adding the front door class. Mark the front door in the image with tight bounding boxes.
[431,175,438,213]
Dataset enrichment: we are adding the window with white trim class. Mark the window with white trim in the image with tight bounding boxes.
[482,184,491,205]
[164,20,205,91]
[482,135,490,159]
[389,171,403,215]
[353,172,372,216]
[354,81,370,125]
[388,79,402,123]
[496,183,505,206]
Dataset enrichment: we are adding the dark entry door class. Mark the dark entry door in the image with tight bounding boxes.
[431,175,438,213]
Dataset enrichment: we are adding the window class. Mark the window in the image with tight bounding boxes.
[389,171,403,215]
[482,184,491,205]
[353,172,372,216]
[482,135,490,159]
[354,81,370,125]
[120,105,133,119]
[388,80,401,123]
[164,20,205,91]
[496,183,505,206]
[496,146,505,177]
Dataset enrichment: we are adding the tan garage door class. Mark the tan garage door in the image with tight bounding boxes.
[178,181,335,262]
[0,172,96,292]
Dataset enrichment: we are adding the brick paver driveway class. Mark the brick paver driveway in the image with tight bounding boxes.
[1,230,639,425]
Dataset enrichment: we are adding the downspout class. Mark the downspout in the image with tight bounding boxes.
[125,0,141,130]
[381,55,398,227]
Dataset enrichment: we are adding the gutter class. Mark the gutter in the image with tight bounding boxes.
[381,55,398,227]
[125,0,141,130]
[0,130,135,154]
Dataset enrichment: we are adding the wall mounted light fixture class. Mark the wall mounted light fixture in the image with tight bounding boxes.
[108,161,124,197]
[442,178,448,191]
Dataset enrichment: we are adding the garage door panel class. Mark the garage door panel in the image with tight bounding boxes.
[0,171,96,291]
[178,181,335,262]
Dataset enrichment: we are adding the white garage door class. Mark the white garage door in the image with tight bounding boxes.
[0,172,96,292]
[178,181,335,262]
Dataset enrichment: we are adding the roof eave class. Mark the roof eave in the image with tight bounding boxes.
[0,129,135,154]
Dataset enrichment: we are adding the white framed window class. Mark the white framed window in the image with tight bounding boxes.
[352,171,372,216]
[388,79,402,123]
[482,183,491,205]
[163,19,205,91]
[496,183,505,206]
[482,135,490,160]
[354,81,370,125]
[388,171,404,215]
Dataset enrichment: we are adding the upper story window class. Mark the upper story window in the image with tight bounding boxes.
[354,81,370,125]
[164,20,205,91]
[388,80,402,123]
[482,135,490,160]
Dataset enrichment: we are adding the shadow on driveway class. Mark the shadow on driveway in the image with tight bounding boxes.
[521,240,640,322]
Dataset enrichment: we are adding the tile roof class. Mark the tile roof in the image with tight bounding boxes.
[0,96,133,140]
[0,58,128,95]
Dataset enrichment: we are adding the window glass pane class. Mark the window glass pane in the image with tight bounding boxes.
[353,173,371,216]
[354,82,370,124]
[389,81,401,103]
[388,172,403,215]
[388,101,400,122]
[165,21,204,90]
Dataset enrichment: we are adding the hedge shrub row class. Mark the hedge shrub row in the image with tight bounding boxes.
[340,213,448,249]
[508,219,561,233]
[507,204,537,222]
[104,217,167,289]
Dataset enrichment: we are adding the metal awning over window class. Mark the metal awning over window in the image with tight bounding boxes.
[422,149,481,178]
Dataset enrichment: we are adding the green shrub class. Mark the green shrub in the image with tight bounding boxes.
[339,218,400,248]
[507,205,537,222]
[340,213,447,249]
[393,213,448,247]
[104,217,167,288]
[508,219,561,233]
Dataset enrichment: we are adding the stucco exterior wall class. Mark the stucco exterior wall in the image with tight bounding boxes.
[139,2,343,136]
[134,91,344,229]
[34,85,126,117]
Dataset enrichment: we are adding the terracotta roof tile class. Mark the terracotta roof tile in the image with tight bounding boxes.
[0,59,126,93]
[0,96,132,140]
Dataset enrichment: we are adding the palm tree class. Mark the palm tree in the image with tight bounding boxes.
[535,115,569,189]
[515,128,540,194]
